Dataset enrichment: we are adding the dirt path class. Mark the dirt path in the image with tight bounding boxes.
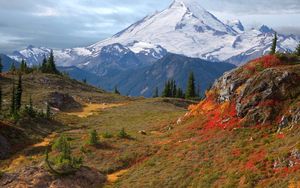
[4,132,58,171]
[107,169,129,183]
[66,103,126,118]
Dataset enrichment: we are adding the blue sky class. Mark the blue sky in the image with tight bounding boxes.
[0,0,299,53]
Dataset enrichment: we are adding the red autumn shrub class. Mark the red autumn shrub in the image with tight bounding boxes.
[260,55,282,68]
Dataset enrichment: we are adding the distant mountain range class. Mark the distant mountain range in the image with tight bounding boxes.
[0,54,20,72]
[4,0,299,96]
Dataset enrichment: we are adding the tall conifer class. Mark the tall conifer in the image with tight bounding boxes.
[15,74,22,111]
[185,72,196,99]
[270,32,277,55]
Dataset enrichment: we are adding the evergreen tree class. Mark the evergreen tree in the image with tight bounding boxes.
[48,50,59,74]
[0,57,3,74]
[185,72,196,99]
[118,128,129,139]
[153,87,159,98]
[171,80,177,97]
[46,102,51,119]
[10,62,16,73]
[270,32,277,55]
[60,137,71,162]
[88,129,99,146]
[82,78,87,84]
[20,59,27,73]
[15,74,22,111]
[25,96,35,117]
[0,86,2,112]
[10,82,16,115]
[162,79,178,98]
[176,88,184,99]
[296,42,300,56]
[162,81,170,97]
[114,86,120,95]
[40,55,47,73]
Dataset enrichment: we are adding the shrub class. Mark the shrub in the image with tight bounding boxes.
[46,135,83,175]
[52,134,69,152]
[102,131,113,138]
[118,128,130,139]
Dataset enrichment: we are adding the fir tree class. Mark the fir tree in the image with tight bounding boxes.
[185,72,196,99]
[0,86,2,112]
[0,57,3,74]
[118,128,129,139]
[153,87,159,98]
[162,81,170,97]
[114,86,120,95]
[10,82,16,115]
[46,102,51,119]
[296,42,300,56]
[20,59,27,73]
[176,88,184,99]
[48,50,59,74]
[25,96,35,117]
[15,74,22,111]
[88,129,99,146]
[52,134,71,162]
[40,55,47,73]
[10,62,16,73]
[162,79,177,97]
[60,137,71,162]
[270,32,277,55]
[171,80,177,97]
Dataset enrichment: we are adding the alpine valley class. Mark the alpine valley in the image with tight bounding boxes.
[6,0,299,96]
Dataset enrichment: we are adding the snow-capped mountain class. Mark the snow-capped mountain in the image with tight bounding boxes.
[9,0,298,67]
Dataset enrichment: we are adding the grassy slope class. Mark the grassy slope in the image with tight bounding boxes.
[1,57,299,187]
[111,58,300,188]
[0,72,189,187]
[0,72,128,169]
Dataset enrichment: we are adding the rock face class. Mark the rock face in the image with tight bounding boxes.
[208,55,300,126]
[0,166,105,188]
[47,92,81,111]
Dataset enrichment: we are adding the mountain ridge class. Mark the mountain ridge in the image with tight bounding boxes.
[7,0,298,67]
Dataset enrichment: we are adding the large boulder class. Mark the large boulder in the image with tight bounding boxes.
[210,56,300,126]
[47,92,81,111]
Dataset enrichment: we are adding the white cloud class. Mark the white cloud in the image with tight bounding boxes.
[32,5,60,17]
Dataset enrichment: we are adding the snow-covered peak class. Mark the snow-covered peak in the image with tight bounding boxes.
[259,25,275,33]
[171,0,235,34]
[171,0,207,13]
[227,19,244,33]
[8,0,299,67]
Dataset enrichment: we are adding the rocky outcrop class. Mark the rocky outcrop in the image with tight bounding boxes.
[0,166,105,188]
[207,55,300,126]
[47,92,81,111]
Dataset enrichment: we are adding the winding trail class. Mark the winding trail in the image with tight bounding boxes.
[66,103,126,118]
[107,169,129,183]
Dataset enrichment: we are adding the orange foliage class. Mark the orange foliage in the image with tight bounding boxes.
[245,150,266,170]
[232,149,241,157]
[243,55,283,75]
[276,133,285,139]
[188,91,241,131]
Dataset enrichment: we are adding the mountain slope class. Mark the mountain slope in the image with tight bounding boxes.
[0,54,20,71]
[108,55,300,187]
[100,53,236,97]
